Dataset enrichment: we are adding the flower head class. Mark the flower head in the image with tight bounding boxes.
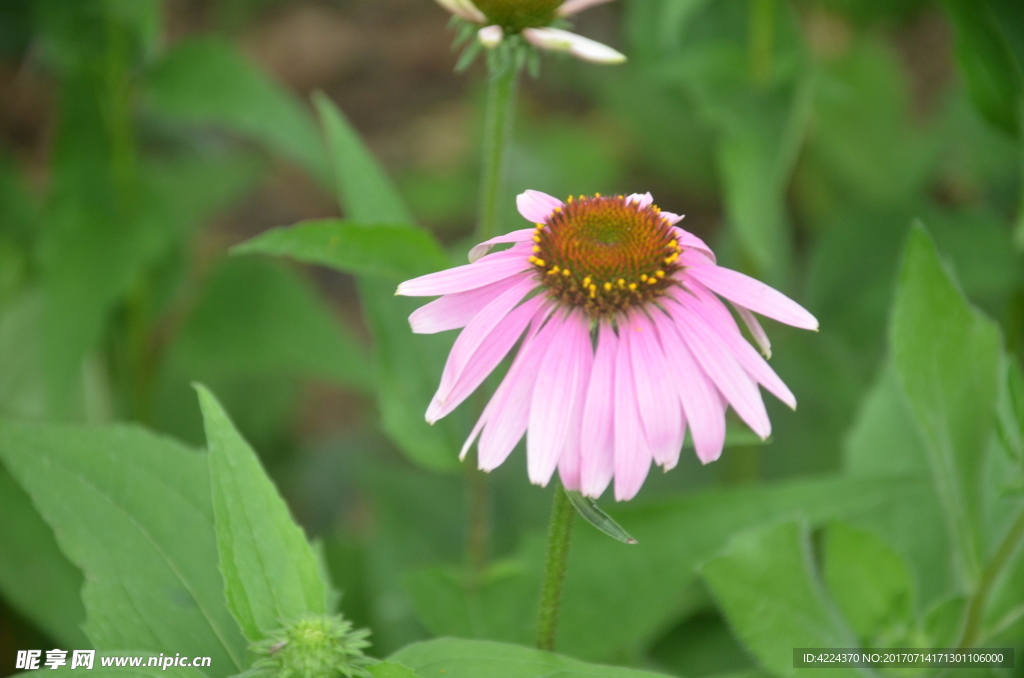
[247,615,372,678]
[398,191,818,501]
[436,0,625,64]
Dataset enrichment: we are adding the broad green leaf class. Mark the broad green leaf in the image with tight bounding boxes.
[197,384,327,642]
[143,38,330,184]
[313,92,414,226]
[565,491,638,545]
[823,522,914,645]
[390,638,674,678]
[0,290,46,419]
[700,521,856,678]
[0,420,247,675]
[370,662,421,678]
[556,476,922,661]
[942,0,1023,136]
[891,225,1002,586]
[0,463,88,647]
[996,356,1024,463]
[232,219,448,281]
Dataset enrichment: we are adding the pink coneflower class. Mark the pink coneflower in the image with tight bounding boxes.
[398,191,818,501]
[436,0,626,64]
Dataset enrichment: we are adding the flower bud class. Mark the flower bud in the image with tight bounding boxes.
[477,25,504,49]
[248,615,372,678]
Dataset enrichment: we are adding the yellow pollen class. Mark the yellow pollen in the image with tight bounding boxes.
[646,277,657,285]
[628,283,637,291]
[582,276,591,287]
[589,286,597,298]
[533,235,541,242]
[567,195,573,203]
[656,270,665,278]
[535,258,545,267]
[604,282,612,291]
[532,245,541,253]
[640,274,648,282]
[617,278,626,288]
[528,256,538,264]
[548,265,560,275]
[562,268,571,276]
[595,192,602,197]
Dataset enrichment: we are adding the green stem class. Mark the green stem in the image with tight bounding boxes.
[477,63,520,242]
[536,483,575,651]
[465,461,491,577]
[958,503,1024,648]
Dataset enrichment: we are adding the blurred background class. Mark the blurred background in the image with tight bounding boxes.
[1,0,1022,675]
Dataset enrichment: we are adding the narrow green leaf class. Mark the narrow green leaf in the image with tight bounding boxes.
[0,421,247,675]
[700,521,856,678]
[390,638,674,678]
[891,224,1002,586]
[196,384,327,642]
[232,219,448,281]
[565,491,638,545]
[0,463,88,647]
[823,522,914,643]
[313,92,415,226]
[143,38,330,184]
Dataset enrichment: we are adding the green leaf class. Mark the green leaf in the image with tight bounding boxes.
[143,38,330,184]
[370,662,421,678]
[996,356,1024,463]
[389,638,674,678]
[556,476,923,662]
[0,420,247,675]
[313,92,414,226]
[565,491,638,545]
[823,522,914,644]
[232,219,448,281]
[197,384,327,642]
[700,521,856,678]
[942,0,1024,136]
[891,224,1003,586]
[0,463,88,647]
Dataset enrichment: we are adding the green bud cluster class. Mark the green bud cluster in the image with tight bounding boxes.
[246,615,373,678]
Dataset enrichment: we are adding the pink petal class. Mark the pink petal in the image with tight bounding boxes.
[580,321,617,498]
[625,192,653,209]
[397,254,530,297]
[734,303,771,359]
[556,0,617,16]
[428,277,535,420]
[477,24,503,48]
[681,257,819,330]
[613,321,651,501]
[624,312,684,470]
[468,228,535,263]
[521,27,627,64]
[675,284,794,409]
[433,0,487,22]
[668,296,772,439]
[477,306,557,470]
[517,190,564,224]
[672,226,714,263]
[427,293,546,422]
[650,311,726,464]
[660,211,684,225]
[409,279,512,334]
[557,323,593,492]
[527,312,590,487]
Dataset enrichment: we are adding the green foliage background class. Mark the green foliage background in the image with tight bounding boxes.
[0,0,1023,676]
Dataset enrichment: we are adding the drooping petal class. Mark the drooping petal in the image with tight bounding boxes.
[651,311,726,464]
[734,303,771,358]
[477,306,557,471]
[521,27,627,64]
[517,190,564,224]
[468,228,535,263]
[433,0,486,22]
[613,320,651,501]
[681,256,819,330]
[427,293,546,422]
[556,0,617,16]
[409,279,512,334]
[557,322,593,492]
[660,211,684,225]
[625,192,653,209]
[477,24,503,48]
[673,285,795,409]
[527,312,589,487]
[396,252,530,296]
[669,295,772,439]
[580,321,617,498]
[624,312,683,470]
[428,276,536,418]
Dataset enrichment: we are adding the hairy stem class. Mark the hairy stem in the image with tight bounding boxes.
[477,64,520,242]
[536,483,575,651]
[958,503,1024,648]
